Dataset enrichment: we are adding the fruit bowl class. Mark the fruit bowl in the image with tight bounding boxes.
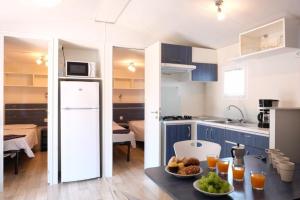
[193,179,234,196]
[165,166,203,178]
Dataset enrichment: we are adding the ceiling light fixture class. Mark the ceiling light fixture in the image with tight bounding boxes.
[36,57,43,65]
[36,55,48,66]
[215,0,225,21]
[128,62,136,72]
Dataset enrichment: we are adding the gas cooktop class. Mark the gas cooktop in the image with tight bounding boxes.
[162,115,193,121]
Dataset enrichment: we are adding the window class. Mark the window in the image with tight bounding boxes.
[224,68,246,97]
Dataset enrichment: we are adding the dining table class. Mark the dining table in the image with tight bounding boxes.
[145,156,300,200]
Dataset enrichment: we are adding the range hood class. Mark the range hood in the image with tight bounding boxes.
[161,63,196,73]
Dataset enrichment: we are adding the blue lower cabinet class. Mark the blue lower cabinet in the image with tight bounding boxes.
[254,135,269,150]
[165,124,191,163]
[245,146,266,157]
[197,125,226,158]
[197,124,209,140]
[166,125,178,164]
[197,125,269,158]
[224,140,236,158]
[226,129,269,157]
[225,129,245,145]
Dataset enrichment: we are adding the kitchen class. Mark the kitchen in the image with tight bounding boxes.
[159,24,300,164]
[151,17,300,199]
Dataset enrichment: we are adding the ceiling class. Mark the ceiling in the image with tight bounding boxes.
[0,0,300,48]
[4,37,48,67]
[113,47,144,69]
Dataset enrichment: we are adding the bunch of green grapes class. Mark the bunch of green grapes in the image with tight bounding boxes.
[197,172,230,193]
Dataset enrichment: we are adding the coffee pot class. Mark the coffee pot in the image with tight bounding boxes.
[231,144,245,165]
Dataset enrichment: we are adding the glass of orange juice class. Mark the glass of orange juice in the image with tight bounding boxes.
[251,171,266,190]
[217,160,229,174]
[232,164,245,181]
[207,155,218,170]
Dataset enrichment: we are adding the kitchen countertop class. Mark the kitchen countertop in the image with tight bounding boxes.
[161,116,269,136]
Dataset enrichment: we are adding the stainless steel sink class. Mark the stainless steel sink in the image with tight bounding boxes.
[204,119,255,126]
[203,119,231,124]
[232,123,257,127]
[205,120,228,124]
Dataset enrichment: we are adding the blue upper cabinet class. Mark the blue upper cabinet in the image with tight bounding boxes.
[191,47,218,82]
[191,63,218,81]
[161,43,218,82]
[161,43,192,64]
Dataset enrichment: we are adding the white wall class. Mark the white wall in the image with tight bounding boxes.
[205,43,300,122]
[58,46,101,77]
[161,73,205,116]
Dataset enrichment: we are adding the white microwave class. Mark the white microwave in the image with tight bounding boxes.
[65,61,96,77]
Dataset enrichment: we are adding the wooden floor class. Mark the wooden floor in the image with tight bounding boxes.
[2,146,171,200]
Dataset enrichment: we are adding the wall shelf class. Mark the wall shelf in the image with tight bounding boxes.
[232,18,300,61]
[4,85,47,88]
[113,77,144,90]
[4,71,48,88]
[113,88,144,90]
[113,76,144,80]
[5,71,47,76]
[112,67,145,103]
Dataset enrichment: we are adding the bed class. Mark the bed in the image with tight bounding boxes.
[4,124,39,158]
[128,120,144,142]
[113,122,136,161]
[113,122,136,148]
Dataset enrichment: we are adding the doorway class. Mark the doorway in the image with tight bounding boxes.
[112,47,145,175]
[2,36,49,193]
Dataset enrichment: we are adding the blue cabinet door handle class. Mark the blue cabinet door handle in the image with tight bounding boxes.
[210,128,213,140]
[205,128,209,140]
[188,126,191,138]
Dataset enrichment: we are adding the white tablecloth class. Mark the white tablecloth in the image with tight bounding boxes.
[4,124,38,158]
[112,122,136,148]
[129,120,144,142]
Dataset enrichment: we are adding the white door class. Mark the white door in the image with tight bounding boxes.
[61,109,100,182]
[144,42,161,169]
[60,81,99,108]
[0,35,4,191]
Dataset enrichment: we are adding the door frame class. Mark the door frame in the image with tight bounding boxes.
[103,44,149,176]
[0,32,58,191]
[144,42,161,168]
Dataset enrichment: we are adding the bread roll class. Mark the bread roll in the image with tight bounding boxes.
[167,162,179,173]
[182,165,200,175]
[183,157,200,166]
[168,156,177,166]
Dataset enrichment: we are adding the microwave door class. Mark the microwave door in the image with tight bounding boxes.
[67,62,89,76]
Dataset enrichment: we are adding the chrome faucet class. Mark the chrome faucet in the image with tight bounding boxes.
[226,105,245,123]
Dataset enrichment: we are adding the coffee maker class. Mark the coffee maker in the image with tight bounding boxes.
[257,99,279,128]
[231,144,245,165]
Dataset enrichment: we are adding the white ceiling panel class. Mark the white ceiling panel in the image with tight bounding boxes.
[95,0,131,23]
[0,0,299,48]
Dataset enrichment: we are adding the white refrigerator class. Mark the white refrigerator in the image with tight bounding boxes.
[60,81,100,182]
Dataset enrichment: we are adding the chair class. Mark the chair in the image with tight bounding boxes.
[174,140,221,161]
